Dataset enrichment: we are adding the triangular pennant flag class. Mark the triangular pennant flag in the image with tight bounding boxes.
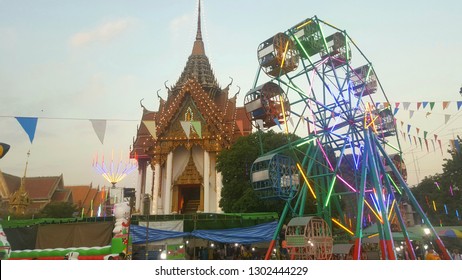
[442,101,450,110]
[425,139,429,152]
[142,120,157,140]
[236,120,244,136]
[0,143,11,159]
[274,118,282,130]
[409,110,415,119]
[417,102,422,110]
[403,102,410,110]
[393,108,399,115]
[90,119,107,144]
[408,134,412,144]
[426,112,432,118]
[191,121,202,138]
[434,134,438,141]
[424,131,428,139]
[383,102,389,108]
[416,127,420,135]
[418,137,423,150]
[16,117,38,143]
[438,139,443,155]
[445,114,451,124]
[288,117,294,127]
[395,102,400,108]
[413,136,417,146]
[400,120,404,127]
[457,101,462,110]
[422,102,428,109]
[455,140,461,154]
[429,102,435,110]
[407,124,411,134]
[180,121,191,139]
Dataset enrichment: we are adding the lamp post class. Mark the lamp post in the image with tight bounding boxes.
[143,194,151,260]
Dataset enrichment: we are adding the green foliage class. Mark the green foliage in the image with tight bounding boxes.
[411,146,462,226]
[217,130,309,214]
[39,202,79,218]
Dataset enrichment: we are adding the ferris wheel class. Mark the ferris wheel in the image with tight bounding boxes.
[244,16,451,260]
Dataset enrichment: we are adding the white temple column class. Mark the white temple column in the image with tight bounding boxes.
[216,171,223,213]
[164,152,173,214]
[203,150,210,212]
[152,162,161,214]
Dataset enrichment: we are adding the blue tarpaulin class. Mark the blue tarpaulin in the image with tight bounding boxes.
[130,221,277,245]
[130,226,189,244]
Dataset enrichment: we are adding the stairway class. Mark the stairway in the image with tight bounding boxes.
[182,199,200,214]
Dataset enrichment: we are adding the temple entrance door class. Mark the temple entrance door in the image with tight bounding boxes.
[178,185,200,214]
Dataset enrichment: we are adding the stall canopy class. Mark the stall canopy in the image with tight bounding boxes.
[130,221,278,245]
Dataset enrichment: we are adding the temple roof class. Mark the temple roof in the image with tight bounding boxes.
[172,0,220,95]
[130,1,252,162]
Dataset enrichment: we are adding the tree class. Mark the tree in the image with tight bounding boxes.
[217,130,311,214]
[410,139,462,226]
[39,202,78,218]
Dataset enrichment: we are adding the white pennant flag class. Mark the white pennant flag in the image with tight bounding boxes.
[143,120,157,140]
[90,119,107,144]
[180,121,191,139]
[409,110,415,119]
[445,114,451,124]
[403,102,411,110]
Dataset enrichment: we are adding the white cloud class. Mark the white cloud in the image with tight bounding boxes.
[70,18,135,47]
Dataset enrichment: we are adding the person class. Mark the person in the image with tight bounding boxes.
[452,249,461,260]
[118,252,126,260]
[425,248,441,260]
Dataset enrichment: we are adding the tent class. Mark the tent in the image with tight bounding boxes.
[130,221,278,245]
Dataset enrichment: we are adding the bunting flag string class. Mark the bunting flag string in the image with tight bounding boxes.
[376,100,461,112]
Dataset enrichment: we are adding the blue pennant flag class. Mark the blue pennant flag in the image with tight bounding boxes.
[15,117,38,143]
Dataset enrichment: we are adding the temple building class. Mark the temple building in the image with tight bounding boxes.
[130,1,252,214]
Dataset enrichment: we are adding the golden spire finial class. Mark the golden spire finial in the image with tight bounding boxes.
[191,0,205,55]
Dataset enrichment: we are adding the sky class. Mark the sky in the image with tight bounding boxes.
[0,0,461,190]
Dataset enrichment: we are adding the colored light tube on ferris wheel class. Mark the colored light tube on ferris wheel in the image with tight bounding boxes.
[386,174,402,195]
[295,19,312,30]
[316,139,334,170]
[336,175,357,193]
[364,199,383,224]
[369,192,381,214]
[279,94,289,135]
[324,176,337,207]
[296,162,317,199]
[331,218,354,236]
[387,199,396,221]
[279,40,290,71]
[432,200,437,211]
